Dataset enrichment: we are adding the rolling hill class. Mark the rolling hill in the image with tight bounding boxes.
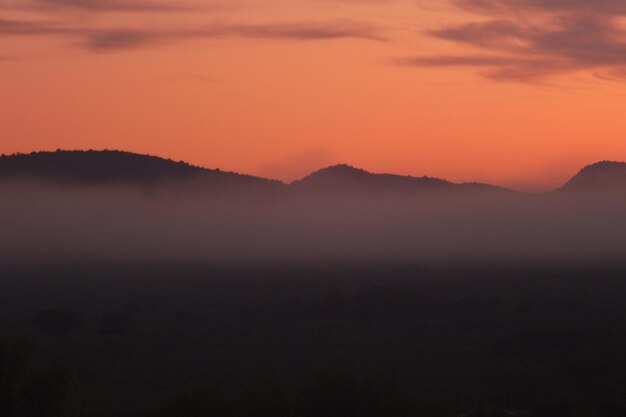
[3,150,625,197]
[559,161,626,192]
[291,164,508,195]
[0,150,282,190]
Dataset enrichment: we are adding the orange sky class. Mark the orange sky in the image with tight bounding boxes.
[2,0,626,191]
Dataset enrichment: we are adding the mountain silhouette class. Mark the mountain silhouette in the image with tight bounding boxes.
[559,161,626,192]
[4,150,625,196]
[0,151,510,195]
[0,150,281,190]
[291,164,507,195]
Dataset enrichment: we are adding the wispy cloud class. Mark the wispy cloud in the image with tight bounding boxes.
[0,18,70,36]
[0,0,383,54]
[0,18,383,51]
[2,0,187,12]
[404,0,626,81]
[82,29,159,49]
[83,20,384,50]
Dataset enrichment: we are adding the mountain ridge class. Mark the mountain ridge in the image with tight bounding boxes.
[0,151,503,192]
[1,150,625,194]
[0,150,281,189]
[288,163,513,195]
[560,160,626,192]
[293,163,453,187]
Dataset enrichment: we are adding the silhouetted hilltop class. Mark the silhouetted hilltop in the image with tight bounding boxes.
[559,161,626,192]
[8,150,626,196]
[296,164,452,188]
[0,150,281,189]
[291,164,507,195]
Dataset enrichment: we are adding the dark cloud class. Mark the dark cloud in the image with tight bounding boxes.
[82,29,159,49]
[405,0,626,81]
[81,21,382,50]
[397,54,559,81]
[4,0,186,12]
[0,18,382,51]
[0,18,75,37]
[0,0,383,54]
[453,0,626,15]
[207,21,383,41]
[399,54,527,67]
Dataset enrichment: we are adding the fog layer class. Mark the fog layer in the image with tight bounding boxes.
[1,182,625,263]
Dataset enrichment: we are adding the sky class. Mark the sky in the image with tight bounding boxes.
[1,0,626,191]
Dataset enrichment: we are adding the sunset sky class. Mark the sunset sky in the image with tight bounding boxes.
[2,0,626,191]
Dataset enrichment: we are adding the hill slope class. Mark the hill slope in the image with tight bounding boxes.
[291,164,508,195]
[0,150,282,189]
[559,161,626,192]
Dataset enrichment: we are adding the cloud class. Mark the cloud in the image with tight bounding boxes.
[0,1,384,51]
[205,21,383,41]
[82,29,159,49]
[452,0,626,16]
[0,18,70,36]
[0,18,383,51]
[3,0,186,12]
[404,0,626,81]
[82,21,383,50]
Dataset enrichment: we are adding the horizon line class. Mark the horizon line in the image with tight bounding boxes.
[1,148,623,194]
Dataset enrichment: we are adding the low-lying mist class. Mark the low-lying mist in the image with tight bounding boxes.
[2,181,626,264]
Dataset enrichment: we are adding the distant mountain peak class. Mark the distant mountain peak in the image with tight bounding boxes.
[560,160,626,191]
[291,163,483,195]
[576,160,626,176]
[320,163,364,173]
[321,163,350,169]
[300,164,371,180]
